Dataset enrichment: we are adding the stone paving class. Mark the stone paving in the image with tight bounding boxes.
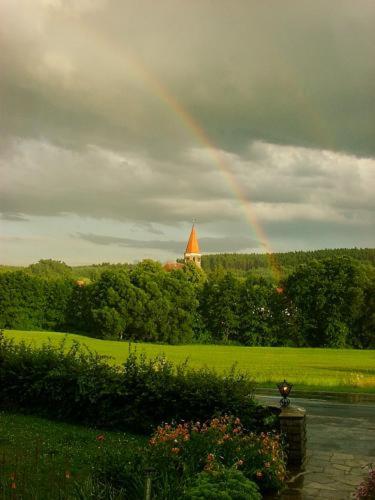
[282,451,373,499]
[258,393,375,499]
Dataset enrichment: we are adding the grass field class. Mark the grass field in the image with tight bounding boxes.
[0,411,144,499]
[4,330,375,393]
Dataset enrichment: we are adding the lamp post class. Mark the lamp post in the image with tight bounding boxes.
[144,467,156,500]
[277,379,293,408]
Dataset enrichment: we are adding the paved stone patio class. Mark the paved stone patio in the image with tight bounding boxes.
[258,393,375,499]
[282,451,372,499]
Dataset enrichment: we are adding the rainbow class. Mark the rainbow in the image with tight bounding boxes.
[123,52,282,281]
[78,26,282,280]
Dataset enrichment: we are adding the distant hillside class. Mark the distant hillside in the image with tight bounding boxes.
[201,248,375,276]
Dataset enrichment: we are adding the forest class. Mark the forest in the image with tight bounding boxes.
[201,248,375,275]
[0,251,374,349]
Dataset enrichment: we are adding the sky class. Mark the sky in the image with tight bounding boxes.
[1,0,374,265]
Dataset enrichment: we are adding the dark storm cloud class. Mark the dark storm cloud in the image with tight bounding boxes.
[77,232,259,253]
[0,0,374,158]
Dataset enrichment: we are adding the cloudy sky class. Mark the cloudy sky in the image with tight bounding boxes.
[1,0,374,265]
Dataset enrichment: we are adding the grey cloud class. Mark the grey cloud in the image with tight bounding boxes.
[0,0,374,158]
[0,138,233,224]
[1,138,374,229]
[0,212,29,221]
[76,232,259,253]
[130,223,164,236]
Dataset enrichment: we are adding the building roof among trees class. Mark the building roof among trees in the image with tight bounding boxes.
[185,225,200,254]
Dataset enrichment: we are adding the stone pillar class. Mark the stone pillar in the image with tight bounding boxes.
[279,406,306,466]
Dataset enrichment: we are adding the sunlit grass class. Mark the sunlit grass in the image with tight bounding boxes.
[4,330,375,393]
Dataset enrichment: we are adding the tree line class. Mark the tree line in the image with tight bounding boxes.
[201,248,375,276]
[2,248,374,281]
[0,256,373,348]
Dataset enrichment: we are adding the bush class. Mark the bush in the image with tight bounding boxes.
[354,464,375,499]
[148,416,286,492]
[183,468,261,500]
[90,417,284,498]
[0,333,274,435]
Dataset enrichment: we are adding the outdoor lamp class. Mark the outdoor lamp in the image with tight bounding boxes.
[277,379,293,408]
[144,467,156,500]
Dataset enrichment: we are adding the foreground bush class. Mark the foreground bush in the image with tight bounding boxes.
[93,416,284,498]
[0,333,274,434]
[148,416,285,493]
[183,468,261,500]
[354,464,375,499]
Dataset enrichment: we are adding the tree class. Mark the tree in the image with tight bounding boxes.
[0,271,45,329]
[352,266,375,348]
[43,279,74,331]
[200,272,241,343]
[130,260,198,343]
[90,270,144,339]
[238,276,278,346]
[285,257,367,347]
[28,259,73,280]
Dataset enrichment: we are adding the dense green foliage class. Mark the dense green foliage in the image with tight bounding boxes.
[183,469,261,500]
[0,334,275,434]
[285,258,371,348]
[0,260,200,343]
[90,261,199,343]
[201,248,375,275]
[0,255,373,348]
[0,271,74,331]
[149,417,284,494]
[92,417,283,499]
[199,274,289,346]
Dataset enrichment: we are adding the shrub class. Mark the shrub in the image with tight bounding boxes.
[354,464,375,499]
[90,417,285,498]
[0,334,274,435]
[183,467,261,500]
[147,416,286,492]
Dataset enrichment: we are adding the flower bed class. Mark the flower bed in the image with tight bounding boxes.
[145,416,286,496]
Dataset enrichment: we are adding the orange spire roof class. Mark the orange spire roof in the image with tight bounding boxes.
[185,225,200,254]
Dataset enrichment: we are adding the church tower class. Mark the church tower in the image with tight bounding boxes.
[184,224,201,268]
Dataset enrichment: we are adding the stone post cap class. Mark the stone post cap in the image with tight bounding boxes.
[280,406,306,418]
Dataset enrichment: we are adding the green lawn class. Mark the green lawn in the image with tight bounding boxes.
[4,330,375,393]
[0,411,144,499]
